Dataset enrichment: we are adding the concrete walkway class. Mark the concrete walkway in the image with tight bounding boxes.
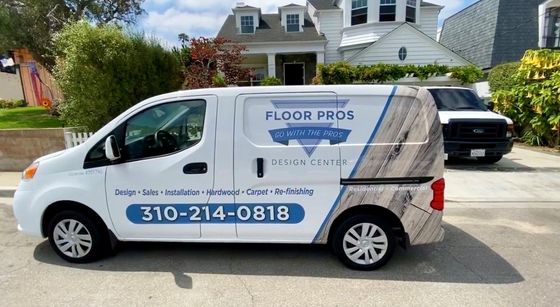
[0,172,20,198]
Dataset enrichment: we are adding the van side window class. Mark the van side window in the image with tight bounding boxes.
[124,100,206,161]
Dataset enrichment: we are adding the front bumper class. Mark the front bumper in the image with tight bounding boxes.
[13,189,43,237]
[444,139,513,157]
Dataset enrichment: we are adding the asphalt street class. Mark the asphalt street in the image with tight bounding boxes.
[1,147,559,306]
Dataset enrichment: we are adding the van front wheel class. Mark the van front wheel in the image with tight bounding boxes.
[332,215,395,270]
[47,211,107,263]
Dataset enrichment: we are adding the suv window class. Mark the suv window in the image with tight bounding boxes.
[427,89,488,112]
[124,100,206,161]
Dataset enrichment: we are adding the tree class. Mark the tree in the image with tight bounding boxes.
[493,49,560,147]
[183,37,248,89]
[0,0,144,70]
[54,22,181,131]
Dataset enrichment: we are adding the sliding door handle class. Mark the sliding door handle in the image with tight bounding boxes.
[257,158,264,178]
[183,162,207,174]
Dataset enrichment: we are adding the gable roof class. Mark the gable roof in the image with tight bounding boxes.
[217,14,326,44]
[347,23,471,65]
[308,0,442,11]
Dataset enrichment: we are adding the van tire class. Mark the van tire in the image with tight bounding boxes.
[47,210,108,263]
[476,155,503,164]
[332,215,395,271]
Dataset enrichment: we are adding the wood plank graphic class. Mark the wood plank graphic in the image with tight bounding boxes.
[316,87,444,244]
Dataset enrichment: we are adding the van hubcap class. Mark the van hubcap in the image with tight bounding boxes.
[53,219,92,258]
[343,223,388,265]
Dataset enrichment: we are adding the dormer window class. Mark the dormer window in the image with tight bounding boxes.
[380,0,396,22]
[351,0,368,26]
[406,0,417,23]
[240,15,255,34]
[287,14,300,32]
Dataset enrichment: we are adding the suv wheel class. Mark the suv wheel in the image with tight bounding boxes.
[332,215,395,271]
[47,211,107,263]
[477,155,503,164]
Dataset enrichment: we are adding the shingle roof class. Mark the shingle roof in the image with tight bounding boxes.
[307,0,338,10]
[280,3,305,8]
[217,13,326,43]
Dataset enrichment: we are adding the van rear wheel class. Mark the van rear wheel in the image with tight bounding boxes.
[332,215,395,271]
[47,211,107,263]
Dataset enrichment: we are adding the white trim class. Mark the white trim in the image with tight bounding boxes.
[283,62,306,85]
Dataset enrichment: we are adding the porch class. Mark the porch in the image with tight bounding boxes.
[239,51,325,86]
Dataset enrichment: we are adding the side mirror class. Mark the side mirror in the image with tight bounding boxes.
[105,136,121,161]
[487,101,495,112]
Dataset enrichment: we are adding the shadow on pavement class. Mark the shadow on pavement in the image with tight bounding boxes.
[33,222,524,289]
[445,156,560,172]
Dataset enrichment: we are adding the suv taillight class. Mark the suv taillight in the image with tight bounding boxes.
[430,178,445,211]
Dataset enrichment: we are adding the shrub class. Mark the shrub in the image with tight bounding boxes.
[315,62,483,85]
[261,76,282,86]
[54,22,182,131]
[493,49,560,148]
[488,62,521,92]
[212,75,227,87]
[0,99,27,108]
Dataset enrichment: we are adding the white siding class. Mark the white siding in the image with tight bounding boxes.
[0,70,24,100]
[318,10,344,63]
[349,25,470,66]
[419,7,439,40]
[343,48,363,60]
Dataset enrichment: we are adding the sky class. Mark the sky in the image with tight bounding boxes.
[139,0,478,48]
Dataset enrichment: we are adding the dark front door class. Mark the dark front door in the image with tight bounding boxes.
[284,63,305,85]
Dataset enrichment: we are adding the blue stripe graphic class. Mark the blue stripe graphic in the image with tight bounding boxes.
[312,86,398,242]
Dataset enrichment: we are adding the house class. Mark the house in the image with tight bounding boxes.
[539,0,560,48]
[0,49,60,106]
[440,0,543,71]
[217,0,470,85]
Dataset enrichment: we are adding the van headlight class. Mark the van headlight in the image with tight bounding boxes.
[506,124,514,138]
[22,162,39,180]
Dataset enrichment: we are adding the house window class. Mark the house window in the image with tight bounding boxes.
[380,0,396,22]
[406,0,416,23]
[286,14,300,32]
[544,8,560,48]
[398,47,407,61]
[240,16,254,34]
[351,0,368,26]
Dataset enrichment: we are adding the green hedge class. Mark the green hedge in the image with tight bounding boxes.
[488,62,521,92]
[0,99,27,109]
[314,62,483,85]
[261,76,282,86]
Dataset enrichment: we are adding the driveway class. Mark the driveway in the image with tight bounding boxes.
[1,147,559,306]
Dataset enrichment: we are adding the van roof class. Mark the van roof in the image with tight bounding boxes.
[145,84,406,105]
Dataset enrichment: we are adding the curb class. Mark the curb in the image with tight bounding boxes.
[0,187,16,198]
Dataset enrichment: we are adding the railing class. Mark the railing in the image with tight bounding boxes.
[64,131,94,148]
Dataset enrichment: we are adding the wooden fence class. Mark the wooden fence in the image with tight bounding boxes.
[64,131,94,149]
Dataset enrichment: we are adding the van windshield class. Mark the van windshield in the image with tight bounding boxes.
[427,88,488,112]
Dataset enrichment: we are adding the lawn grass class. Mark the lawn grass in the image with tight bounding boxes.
[0,107,64,129]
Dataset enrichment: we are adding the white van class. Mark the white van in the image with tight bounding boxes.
[13,85,445,270]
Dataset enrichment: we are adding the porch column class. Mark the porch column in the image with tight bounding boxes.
[267,53,276,78]
[316,51,325,65]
